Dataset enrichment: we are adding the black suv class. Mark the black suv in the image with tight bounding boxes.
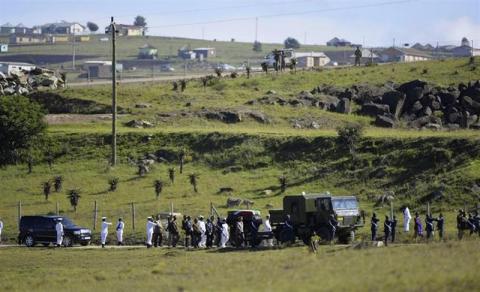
[18,216,92,247]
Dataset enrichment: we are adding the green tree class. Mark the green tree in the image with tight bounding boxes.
[134,15,147,27]
[0,95,46,166]
[67,189,81,212]
[279,175,287,193]
[284,37,301,49]
[86,22,99,33]
[168,167,175,184]
[188,173,199,193]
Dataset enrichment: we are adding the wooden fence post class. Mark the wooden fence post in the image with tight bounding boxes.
[17,201,22,229]
[131,202,135,230]
[56,201,59,215]
[390,201,394,219]
[93,200,97,230]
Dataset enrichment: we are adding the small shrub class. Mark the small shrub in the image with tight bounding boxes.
[108,177,119,192]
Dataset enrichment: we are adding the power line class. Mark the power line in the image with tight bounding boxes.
[146,0,416,29]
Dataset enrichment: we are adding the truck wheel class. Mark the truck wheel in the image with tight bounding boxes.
[80,241,90,246]
[339,231,355,244]
[24,235,35,247]
[301,236,311,246]
[63,236,73,247]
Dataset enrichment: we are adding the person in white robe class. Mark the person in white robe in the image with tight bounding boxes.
[55,218,64,247]
[145,217,156,248]
[403,206,412,233]
[198,216,206,248]
[116,218,125,245]
[101,217,112,248]
[220,219,229,248]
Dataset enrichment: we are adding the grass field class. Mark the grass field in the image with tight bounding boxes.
[1,35,349,67]
[1,240,479,291]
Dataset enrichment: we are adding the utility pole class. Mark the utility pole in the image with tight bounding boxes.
[72,31,76,69]
[254,17,258,42]
[304,31,307,45]
[109,17,117,166]
[202,27,205,40]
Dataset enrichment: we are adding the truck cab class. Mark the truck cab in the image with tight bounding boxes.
[262,49,295,69]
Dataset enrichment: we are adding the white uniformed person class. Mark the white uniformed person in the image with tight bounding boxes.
[0,218,4,243]
[403,206,412,233]
[263,215,274,247]
[101,217,112,248]
[116,218,125,245]
[145,217,156,248]
[198,216,206,248]
[55,218,64,247]
[220,218,229,248]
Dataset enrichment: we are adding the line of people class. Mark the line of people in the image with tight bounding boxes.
[370,207,480,246]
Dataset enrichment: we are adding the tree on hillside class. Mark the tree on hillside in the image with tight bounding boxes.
[134,15,147,28]
[43,181,52,201]
[86,22,99,33]
[253,41,262,52]
[154,179,163,200]
[284,37,301,49]
[54,176,63,192]
[0,95,46,166]
[168,167,176,184]
[337,124,363,159]
[67,189,81,212]
[279,175,287,193]
[188,173,199,193]
[179,148,186,174]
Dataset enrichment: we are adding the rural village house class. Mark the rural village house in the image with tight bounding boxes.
[380,47,432,62]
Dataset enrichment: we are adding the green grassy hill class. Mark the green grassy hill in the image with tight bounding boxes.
[1,58,479,243]
[1,35,349,67]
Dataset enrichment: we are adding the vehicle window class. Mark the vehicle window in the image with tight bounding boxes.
[332,199,358,209]
[34,217,54,229]
[61,217,76,228]
[318,199,331,211]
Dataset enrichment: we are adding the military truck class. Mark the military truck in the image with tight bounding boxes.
[269,193,363,244]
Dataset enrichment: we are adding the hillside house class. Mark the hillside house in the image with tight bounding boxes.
[178,48,196,60]
[138,44,158,59]
[326,37,351,47]
[49,35,70,43]
[41,21,85,34]
[0,62,36,76]
[84,61,123,78]
[9,34,48,45]
[0,23,30,35]
[115,25,144,36]
[380,47,432,63]
[75,35,90,42]
[0,44,8,53]
[294,52,330,68]
[193,47,216,60]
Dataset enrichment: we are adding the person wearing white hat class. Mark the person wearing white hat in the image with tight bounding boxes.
[403,206,412,233]
[55,218,64,247]
[145,217,156,248]
[116,218,125,245]
[220,218,229,248]
[101,217,112,248]
[198,216,206,248]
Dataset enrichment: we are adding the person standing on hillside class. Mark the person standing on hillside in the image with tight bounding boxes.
[153,215,163,247]
[383,215,392,246]
[145,217,156,248]
[198,216,207,248]
[235,216,245,248]
[414,213,423,240]
[192,218,201,248]
[391,215,398,243]
[371,213,379,241]
[467,213,477,236]
[250,218,259,248]
[206,217,214,248]
[116,218,125,246]
[101,217,112,248]
[436,213,445,240]
[168,215,180,247]
[328,214,338,243]
[55,218,64,247]
[456,209,467,240]
[354,46,362,66]
[182,216,192,248]
[425,214,435,241]
[403,206,412,233]
[220,218,229,248]
[0,218,3,243]
[263,215,273,247]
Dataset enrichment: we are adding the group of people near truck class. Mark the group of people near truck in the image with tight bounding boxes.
[370,207,480,246]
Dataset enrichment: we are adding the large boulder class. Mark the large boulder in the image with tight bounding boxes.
[381,91,405,119]
[336,98,351,114]
[409,116,441,129]
[125,119,154,128]
[361,103,390,116]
